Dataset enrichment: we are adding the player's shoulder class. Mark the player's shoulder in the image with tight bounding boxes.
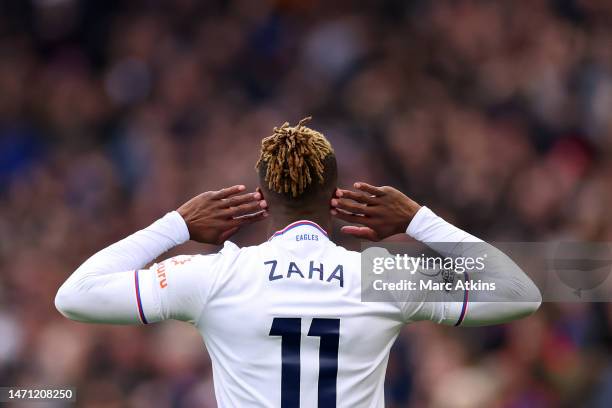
[204,240,263,266]
[320,240,385,260]
[331,242,362,261]
[168,240,274,267]
[193,239,367,267]
[159,242,243,270]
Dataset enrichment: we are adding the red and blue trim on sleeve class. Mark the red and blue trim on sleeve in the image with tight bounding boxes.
[454,271,469,326]
[134,270,148,324]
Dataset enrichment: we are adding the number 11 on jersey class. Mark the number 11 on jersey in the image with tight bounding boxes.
[269,318,340,408]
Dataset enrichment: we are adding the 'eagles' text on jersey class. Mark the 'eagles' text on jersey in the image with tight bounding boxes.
[135,220,460,408]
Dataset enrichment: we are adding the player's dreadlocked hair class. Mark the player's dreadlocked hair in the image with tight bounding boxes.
[256,117,336,199]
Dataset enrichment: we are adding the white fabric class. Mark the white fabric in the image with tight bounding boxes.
[55,211,189,324]
[55,207,541,407]
[405,207,542,326]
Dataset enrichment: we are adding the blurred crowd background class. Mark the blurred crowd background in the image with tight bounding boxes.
[1,0,612,407]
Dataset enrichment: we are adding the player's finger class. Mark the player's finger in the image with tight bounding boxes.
[331,208,372,226]
[225,200,267,217]
[336,189,377,205]
[219,192,261,208]
[340,226,379,241]
[331,198,373,215]
[230,210,268,226]
[354,182,386,196]
[212,185,246,200]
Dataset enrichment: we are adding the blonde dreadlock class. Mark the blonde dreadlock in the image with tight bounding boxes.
[256,117,334,198]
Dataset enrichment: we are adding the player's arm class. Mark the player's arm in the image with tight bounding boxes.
[55,185,267,324]
[331,182,542,327]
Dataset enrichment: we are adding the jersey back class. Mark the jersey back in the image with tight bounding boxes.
[196,222,405,408]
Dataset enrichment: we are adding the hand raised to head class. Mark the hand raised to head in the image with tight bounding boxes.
[178,185,268,244]
[330,182,421,241]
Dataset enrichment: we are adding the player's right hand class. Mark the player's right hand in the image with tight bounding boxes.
[177,185,268,244]
[330,182,421,241]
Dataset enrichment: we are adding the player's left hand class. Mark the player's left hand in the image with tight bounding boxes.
[330,182,421,241]
[178,185,268,244]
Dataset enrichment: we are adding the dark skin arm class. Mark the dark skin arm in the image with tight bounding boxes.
[330,182,421,241]
[177,185,268,244]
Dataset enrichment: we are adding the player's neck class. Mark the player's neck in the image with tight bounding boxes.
[267,210,332,236]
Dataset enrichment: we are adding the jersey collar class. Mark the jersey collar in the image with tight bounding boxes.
[268,220,329,242]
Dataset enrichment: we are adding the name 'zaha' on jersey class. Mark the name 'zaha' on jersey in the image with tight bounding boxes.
[265,259,344,287]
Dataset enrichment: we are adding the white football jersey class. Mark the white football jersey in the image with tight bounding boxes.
[57,208,540,407]
[135,220,461,408]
